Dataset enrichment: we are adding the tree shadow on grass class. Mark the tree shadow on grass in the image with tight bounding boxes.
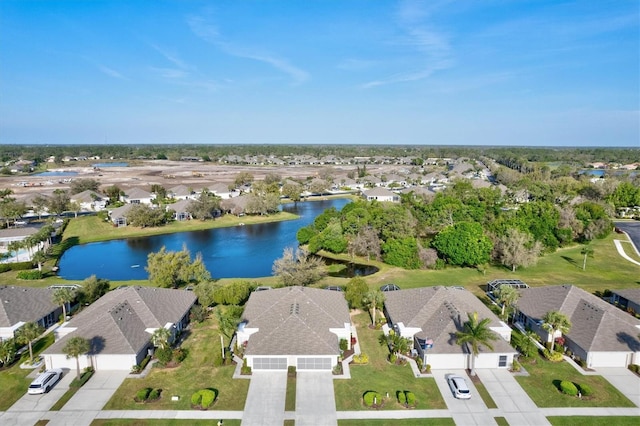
[560,256,579,269]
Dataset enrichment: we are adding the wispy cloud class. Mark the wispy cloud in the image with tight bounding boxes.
[150,44,191,70]
[362,0,453,89]
[148,42,218,92]
[186,13,310,85]
[97,64,127,80]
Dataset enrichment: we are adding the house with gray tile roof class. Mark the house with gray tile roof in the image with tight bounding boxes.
[108,203,135,227]
[166,199,193,221]
[0,286,62,341]
[515,285,640,368]
[237,286,351,370]
[383,287,517,370]
[122,187,155,205]
[43,286,196,371]
[70,190,108,211]
[362,187,400,203]
[611,289,640,316]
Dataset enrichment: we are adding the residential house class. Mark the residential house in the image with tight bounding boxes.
[43,286,196,371]
[237,287,351,371]
[220,195,250,216]
[70,190,108,211]
[0,226,49,262]
[611,289,640,316]
[168,185,195,200]
[362,187,400,203]
[108,204,135,227]
[122,188,155,205]
[205,182,236,199]
[515,285,640,368]
[0,286,62,341]
[167,199,193,221]
[383,287,517,370]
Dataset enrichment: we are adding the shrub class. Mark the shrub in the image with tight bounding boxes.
[511,359,521,372]
[389,353,397,364]
[155,347,173,364]
[363,391,383,407]
[130,364,142,374]
[425,364,432,373]
[148,388,161,400]
[405,391,416,406]
[339,339,348,351]
[200,389,217,408]
[16,270,43,280]
[190,305,208,323]
[173,348,187,363]
[241,358,251,375]
[352,353,369,364]
[543,349,563,362]
[560,380,578,396]
[11,262,34,271]
[0,264,10,273]
[578,383,593,397]
[139,355,151,370]
[397,391,407,405]
[191,391,202,406]
[628,364,640,373]
[416,357,423,371]
[287,366,296,377]
[135,387,152,402]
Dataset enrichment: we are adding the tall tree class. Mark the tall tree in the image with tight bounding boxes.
[455,312,498,376]
[146,245,211,288]
[272,247,326,286]
[77,275,110,305]
[344,277,369,310]
[62,336,90,380]
[580,244,594,271]
[48,189,70,217]
[281,182,303,204]
[363,290,385,325]
[0,338,17,366]
[494,286,519,319]
[433,222,493,267]
[70,178,100,194]
[52,288,76,321]
[542,311,571,352]
[494,229,543,272]
[16,322,44,364]
[214,305,243,340]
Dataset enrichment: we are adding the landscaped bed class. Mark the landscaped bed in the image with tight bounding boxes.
[515,353,635,407]
[103,317,249,411]
[334,312,445,411]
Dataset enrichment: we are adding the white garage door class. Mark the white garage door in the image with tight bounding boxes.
[297,357,332,370]
[253,357,287,370]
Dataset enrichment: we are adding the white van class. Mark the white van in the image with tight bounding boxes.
[28,369,63,394]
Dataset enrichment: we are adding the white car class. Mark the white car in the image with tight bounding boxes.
[446,374,471,399]
[28,369,63,394]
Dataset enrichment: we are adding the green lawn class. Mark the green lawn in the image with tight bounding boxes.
[103,317,249,411]
[547,416,640,426]
[338,419,455,426]
[334,312,445,411]
[285,373,296,411]
[515,354,635,408]
[0,333,55,411]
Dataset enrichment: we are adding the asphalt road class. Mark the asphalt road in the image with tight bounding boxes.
[614,222,640,252]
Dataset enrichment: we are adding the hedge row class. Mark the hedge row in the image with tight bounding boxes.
[0,261,34,272]
[363,391,383,407]
[16,270,43,280]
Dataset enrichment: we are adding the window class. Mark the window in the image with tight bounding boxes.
[498,355,507,367]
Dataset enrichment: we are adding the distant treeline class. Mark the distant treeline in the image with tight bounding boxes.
[0,144,637,166]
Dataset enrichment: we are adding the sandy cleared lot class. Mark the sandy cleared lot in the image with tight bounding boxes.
[0,160,402,199]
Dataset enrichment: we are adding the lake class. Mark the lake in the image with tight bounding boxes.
[58,198,351,281]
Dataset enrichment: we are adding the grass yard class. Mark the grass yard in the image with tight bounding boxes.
[515,354,635,408]
[334,312,445,411]
[547,416,640,426]
[338,419,455,426]
[285,373,296,411]
[0,333,55,411]
[104,317,249,411]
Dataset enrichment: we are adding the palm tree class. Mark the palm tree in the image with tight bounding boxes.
[455,312,498,376]
[151,327,171,350]
[16,322,44,365]
[0,338,17,366]
[52,287,76,321]
[494,286,519,320]
[542,310,571,352]
[32,250,47,272]
[581,244,594,271]
[363,290,385,325]
[7,240,23,260]
[378,332,411,356]
[63,336,90,380]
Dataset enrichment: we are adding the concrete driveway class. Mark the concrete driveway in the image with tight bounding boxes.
[60,369,130,411]
[432,369,497,426]
[598,367,640,407]
[296,371,337,426]
[476,369,550,426]
[6,368,72,414]
[241,371,287,426]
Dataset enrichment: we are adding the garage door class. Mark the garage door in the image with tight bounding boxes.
[297,357,332,370]
[252,357,287,370]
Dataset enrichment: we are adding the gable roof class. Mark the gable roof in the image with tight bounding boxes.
[363,187,397,198]
[611,288,640,306]
[384,287,516,355]
[124,187,153,200]
[44,286,196,356]
[242,287,350,356]
[517,285,640,353]
[0,286,59,327]
[70,190,107,203]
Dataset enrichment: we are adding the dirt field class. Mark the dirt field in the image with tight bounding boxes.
[0,160,400,198]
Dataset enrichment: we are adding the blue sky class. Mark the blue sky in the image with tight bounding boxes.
[1,0,638,146]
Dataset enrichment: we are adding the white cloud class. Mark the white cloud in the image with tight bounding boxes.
[97,65,127,80]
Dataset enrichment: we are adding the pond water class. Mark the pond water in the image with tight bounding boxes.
[33,171,78,177]
[92,162,128,167]
[58,198,352,281]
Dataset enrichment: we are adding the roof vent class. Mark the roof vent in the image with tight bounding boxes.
[290,303,300,315]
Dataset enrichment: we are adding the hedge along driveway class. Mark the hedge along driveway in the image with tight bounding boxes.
[103,317,249,410]
[334,312,445,411]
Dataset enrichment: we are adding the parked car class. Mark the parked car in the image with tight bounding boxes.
[28,369,63,394]
[446,374,471,399]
